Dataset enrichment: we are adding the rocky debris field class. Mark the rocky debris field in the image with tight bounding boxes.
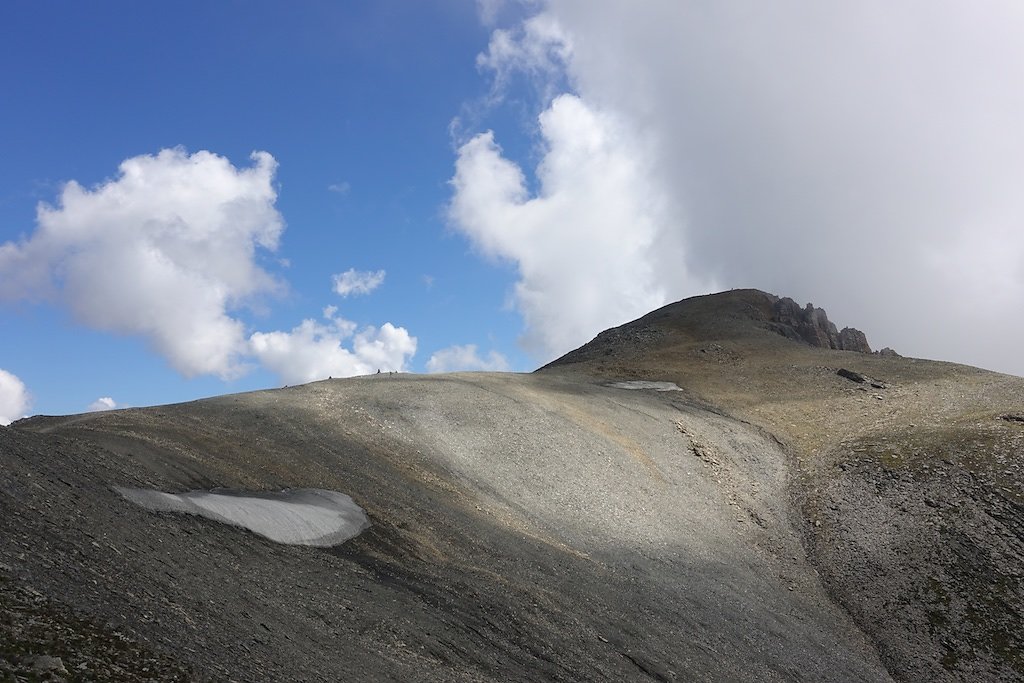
[0,568,196,681]
[803,421,1024,682]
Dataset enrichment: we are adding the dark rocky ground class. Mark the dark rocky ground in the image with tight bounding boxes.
[2,289,1021,681]
[805,422,1024,681]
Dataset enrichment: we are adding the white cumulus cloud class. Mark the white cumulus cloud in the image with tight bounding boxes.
[426,344,510,373]
[0,369,30,425]
[87,397,117,412]
[332,268,386,297]
[249,308,415,385]
[450,93,704,360]
[0,148,284,379]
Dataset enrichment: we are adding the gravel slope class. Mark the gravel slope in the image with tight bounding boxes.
[2,371,890,682]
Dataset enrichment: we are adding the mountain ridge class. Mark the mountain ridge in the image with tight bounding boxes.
[2,289,1022,681]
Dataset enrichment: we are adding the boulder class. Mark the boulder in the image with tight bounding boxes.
[32,655,67,675]
[837,368,867,383]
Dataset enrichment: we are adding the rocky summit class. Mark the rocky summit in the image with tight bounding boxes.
[769,296,872,352]
[2,288,1022,682]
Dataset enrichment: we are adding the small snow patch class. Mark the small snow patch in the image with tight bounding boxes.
[606,381,683,392]
[115,487,370,547]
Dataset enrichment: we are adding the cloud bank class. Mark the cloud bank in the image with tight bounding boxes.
[0,148,283,379]
[456,2,1024,375]
[250,308,415,385]
[0,369,30,425]
[87,397,118,412]
[1,149,417,389]
[426,344,510,373]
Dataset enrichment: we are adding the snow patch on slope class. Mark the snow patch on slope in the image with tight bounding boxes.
[606,381,682,392]
[116,487,370,547]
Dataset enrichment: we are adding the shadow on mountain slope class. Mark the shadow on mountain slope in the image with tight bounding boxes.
[3,371,889,681]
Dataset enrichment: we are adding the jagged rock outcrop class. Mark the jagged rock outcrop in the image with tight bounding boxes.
[770,297,871,352]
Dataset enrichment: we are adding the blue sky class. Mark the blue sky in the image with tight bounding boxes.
[3,1,1024,422]
[1,1,533,417]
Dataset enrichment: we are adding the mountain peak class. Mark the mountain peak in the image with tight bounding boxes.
[542,288,872,371]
